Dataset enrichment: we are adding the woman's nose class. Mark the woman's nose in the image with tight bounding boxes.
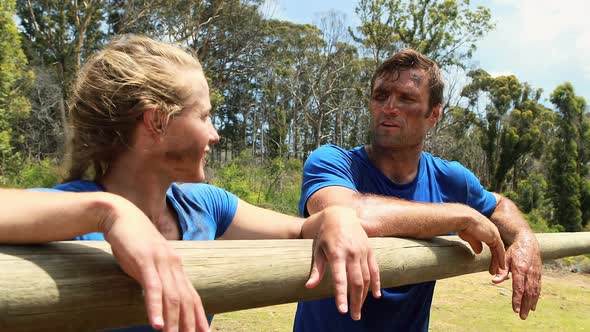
[210,124,220,143]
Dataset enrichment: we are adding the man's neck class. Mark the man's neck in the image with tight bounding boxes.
[365,144,422,185]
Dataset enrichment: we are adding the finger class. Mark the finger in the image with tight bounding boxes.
[492,254,511,284]
[530,270,541,311]
[368,250,381,298]
[306,252,327,289]
[360,256,371,305]
[511,270,526,315]
[489,249,498,275]
[189,279,209,332]
[329,257,348,315]
[161,267,181,332]
[347,260,364,321]
[519,274,533,320]
[497,240,506,270]
[140,263,165,330]
[489,242,506,275]
[173,269,195,332]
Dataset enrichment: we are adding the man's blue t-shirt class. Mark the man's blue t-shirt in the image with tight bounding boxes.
[35,180,238,331]
[296,145,497,332]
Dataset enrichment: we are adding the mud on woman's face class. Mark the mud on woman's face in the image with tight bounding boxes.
[160,71,219,182]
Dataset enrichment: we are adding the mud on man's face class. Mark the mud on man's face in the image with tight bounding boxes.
[369,68,438,150]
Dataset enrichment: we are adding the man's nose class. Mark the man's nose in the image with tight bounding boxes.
[383,96,400,115]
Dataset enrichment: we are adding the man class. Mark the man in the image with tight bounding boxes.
[295,49,541,332]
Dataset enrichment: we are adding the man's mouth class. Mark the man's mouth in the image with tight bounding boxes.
[380,120,400,127]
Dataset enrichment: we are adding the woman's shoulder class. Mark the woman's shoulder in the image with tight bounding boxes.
[31,180,104,193]
[170,182,238,207]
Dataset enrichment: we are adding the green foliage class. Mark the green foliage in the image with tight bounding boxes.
[351,0,494,68]
[0,0,34,179]
[525,210,563,233]
[461,70,553,191]
[17,0,106,86]
[0,157,60,188]
[513,173,548,213]
[549,83,588,231]
[16,158,60,188]
[3,0,587,235]
[210,152,303,215]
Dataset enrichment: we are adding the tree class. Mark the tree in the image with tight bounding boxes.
[549,83,589,231]
[17,0,106,140]
[461,70,553,191]
[350,0,494,68]
[0,0,33,181]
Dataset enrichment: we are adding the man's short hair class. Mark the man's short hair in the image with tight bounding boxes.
[370,49,444,109]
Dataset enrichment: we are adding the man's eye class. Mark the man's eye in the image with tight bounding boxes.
[400,95,415,102]
[373,94,388,101]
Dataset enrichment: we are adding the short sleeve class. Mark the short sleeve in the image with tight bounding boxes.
[462,168,497,217]
[299,145,358,217]
[177,183,239,238]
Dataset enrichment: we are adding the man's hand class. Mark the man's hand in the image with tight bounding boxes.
[492,232,542,320]
[457,212,506,275]
[302,206,381,321]
[101,194,209,332]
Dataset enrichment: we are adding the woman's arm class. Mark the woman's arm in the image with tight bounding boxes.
[0,189,114,243]
[0,189,208,332]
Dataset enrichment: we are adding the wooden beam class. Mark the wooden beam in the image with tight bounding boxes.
[1,233,589,331]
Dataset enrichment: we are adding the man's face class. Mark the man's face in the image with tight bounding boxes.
[369,68,439,150]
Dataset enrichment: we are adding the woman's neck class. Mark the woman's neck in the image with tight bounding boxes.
[100,152,175,233]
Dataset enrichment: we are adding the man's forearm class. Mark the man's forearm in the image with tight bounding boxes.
[347,193,480,238]
[489,194,535,245]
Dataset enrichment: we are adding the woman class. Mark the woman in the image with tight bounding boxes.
[0,35,380,332]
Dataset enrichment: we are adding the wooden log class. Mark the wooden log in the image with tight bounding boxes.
[0,232,589,331]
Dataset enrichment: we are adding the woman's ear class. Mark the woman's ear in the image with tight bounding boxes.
[142,108,166,136]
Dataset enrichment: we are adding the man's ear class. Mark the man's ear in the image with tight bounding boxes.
[427,104,442,127]
[142,108,166,136]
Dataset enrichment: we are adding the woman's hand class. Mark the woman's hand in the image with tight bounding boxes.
[301,206,381,321]
[99,194,209,332]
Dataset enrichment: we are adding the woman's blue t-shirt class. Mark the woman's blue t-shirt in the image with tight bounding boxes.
[34,180,238,331]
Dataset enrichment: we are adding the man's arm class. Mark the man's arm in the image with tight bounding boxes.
[490,193,542,320]
[307,186,506,274]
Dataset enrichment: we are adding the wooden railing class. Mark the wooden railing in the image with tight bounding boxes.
[1,232,589,331]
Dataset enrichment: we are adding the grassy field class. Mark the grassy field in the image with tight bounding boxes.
[211,269,590,331]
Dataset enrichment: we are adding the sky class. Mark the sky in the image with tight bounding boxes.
[267,0,590,108]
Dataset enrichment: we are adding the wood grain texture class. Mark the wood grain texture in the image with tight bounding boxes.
[1,233,589,331]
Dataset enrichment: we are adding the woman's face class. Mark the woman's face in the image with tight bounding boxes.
[159,70,220,182]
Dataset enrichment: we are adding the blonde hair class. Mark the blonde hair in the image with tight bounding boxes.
[65,35,203,181]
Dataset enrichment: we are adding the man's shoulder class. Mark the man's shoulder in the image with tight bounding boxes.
[307,144,364,163]
[311,144,355,156]
[422,152,469,175]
